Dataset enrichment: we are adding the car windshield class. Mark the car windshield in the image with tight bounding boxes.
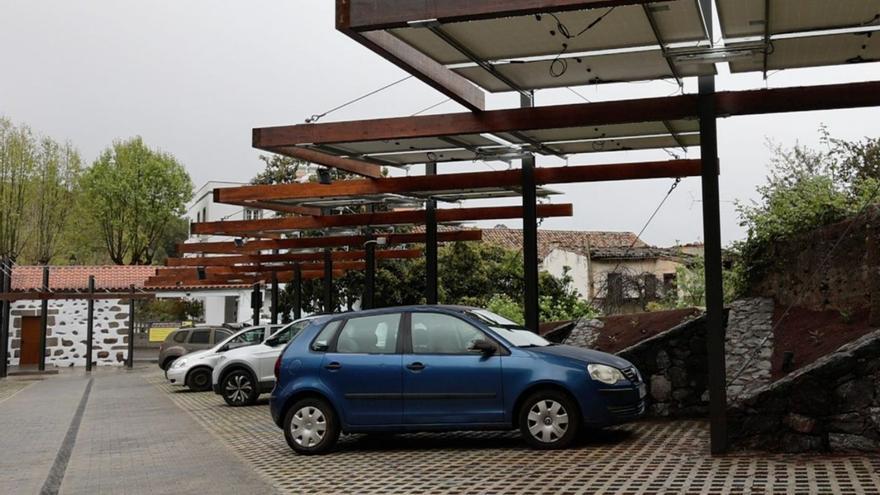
[217,327,265,349]
[466,309,521,327]
[266,318,312,345]
[465,309,552,348]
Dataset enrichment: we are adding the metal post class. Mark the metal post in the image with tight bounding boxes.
[323,248,333,312]
[0,258,9,378]
[425,161,439,305]
[271,272,279,325]
[38,266,49,371]
[521,91,540,332]
[699,0,728,456]
[86,276,95,372]
[126,284,135,369]
[364,232,376,310]
[251,282,261,326]
[293,263,303,320]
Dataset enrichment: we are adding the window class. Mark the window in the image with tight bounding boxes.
[214,329,233,343]
[172,331,189,343]
[643,273,659,300]
[311,321,341,351]
[607,273,624,302]
[270,320,311,346]
[189,329,211,344]
[244,208,262,221]
[489,327,551,348]
[228,327,265,346]
[336,314,401,354]
[663,273,677,295]
[412,313,485,354]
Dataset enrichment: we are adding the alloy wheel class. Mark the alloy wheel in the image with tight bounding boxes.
[526,399,569,444]
[289,406,327,448]
[225,373,253,405]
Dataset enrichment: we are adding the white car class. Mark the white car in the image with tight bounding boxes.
[166,324,282,391]
[212,317,315,406]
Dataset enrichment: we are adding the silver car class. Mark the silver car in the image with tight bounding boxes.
[165,324,283,391]
[212,317,315,406]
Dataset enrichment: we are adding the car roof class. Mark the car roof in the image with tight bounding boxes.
[322,305,477,322]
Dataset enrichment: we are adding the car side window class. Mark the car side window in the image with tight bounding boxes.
[411,313,485,355]
[189,329,211,344]
[230,328,264,345]
[172,331,188,343]
[272,320,311,345]
[214,329,233,342]
[335,314,401,354]
[311,321,342,352]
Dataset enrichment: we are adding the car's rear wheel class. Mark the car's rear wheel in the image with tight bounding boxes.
[518,390,580,450]
[222,370,258,406]
[283,398,340,455]
[186,367,213,392]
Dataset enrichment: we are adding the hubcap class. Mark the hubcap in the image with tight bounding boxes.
[224,374,253,404]
[527,399,569,443]
[290,406,327,448]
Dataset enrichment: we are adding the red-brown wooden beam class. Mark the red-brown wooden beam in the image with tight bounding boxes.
[191,204,572,237]
[166,248,423,267]
[156,262,367,279]
[0,291,156,301]
[177,230,482,255]
[340,0,671,30]
[215,160,701,204]
[146,269,347,288]
[221,198,323,217]
[254,81,880,148]
[265,146,384,179]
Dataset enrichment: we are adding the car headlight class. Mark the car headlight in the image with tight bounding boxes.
[587,364,624,385]
[173,359,187,369]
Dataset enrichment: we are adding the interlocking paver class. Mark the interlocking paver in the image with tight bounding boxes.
[149,372,880,495]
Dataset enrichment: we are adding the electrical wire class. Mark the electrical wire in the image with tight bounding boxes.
[566,86,591,103]
[538,8,617,79]
[305,76,413,123]
[411,98,452,117]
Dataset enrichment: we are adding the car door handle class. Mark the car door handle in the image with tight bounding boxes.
[406,362,425,371]
[324,362,342,371]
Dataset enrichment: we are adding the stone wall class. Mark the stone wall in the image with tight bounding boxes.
[726,298,775,402]
[729,329,880,453]
[7,298,131,367]
[616,316,709,417]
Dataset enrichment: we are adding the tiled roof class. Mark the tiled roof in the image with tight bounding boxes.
[481,227,647,261]
[589,246,689,261]
[10,265,158,291]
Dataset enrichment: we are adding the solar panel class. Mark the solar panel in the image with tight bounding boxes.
[535,133,700,154]
[717,0,880,38]
[727,31,879,73]
[503,119,699,143]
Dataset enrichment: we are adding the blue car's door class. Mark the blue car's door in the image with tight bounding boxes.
[402,312,505,425]
[319,313,403,426]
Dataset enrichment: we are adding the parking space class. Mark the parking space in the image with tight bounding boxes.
[149,371,880,495]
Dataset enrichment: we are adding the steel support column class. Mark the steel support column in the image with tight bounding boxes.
[126,285,135,369]
[38,267,49,371]
[699,0,728,456]
[251,282,262,326]
[521,91,540,332]
[271,272,279,324]
[0,258,9,378]
[86,276,95,372]
[293,263,303,320]
[425,162,439,305]
[323,248,333,312]
[364,233,376,310]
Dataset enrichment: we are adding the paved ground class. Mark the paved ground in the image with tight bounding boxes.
[0,367,274,495]
[3,367,880,494]
[151,373,880,495]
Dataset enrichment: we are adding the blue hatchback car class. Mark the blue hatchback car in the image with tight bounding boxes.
[270,305,646,454]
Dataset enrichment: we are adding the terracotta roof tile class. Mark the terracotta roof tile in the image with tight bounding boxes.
[481,227,647,260]
[10,265,157,292]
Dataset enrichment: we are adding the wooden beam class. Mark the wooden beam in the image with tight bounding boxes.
[0,291,155,301]
[205,261,366,275]
[215,160,701,203]
[177,230,483,255]
[259,146,384,179]
[340,0,669,30]
[253,81,880,148]
[166,248,423,267]
[220,198,323,217]
[146,269,348,287]
[191,204,572,236]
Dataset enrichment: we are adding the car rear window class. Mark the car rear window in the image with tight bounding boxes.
[172,331,188,343]
[189,329,211,344]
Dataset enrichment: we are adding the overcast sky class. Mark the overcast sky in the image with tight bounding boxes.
[2,1,879,247]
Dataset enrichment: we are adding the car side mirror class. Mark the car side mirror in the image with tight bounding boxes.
[469,339,497,355]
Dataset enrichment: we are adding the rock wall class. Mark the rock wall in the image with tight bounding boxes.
[729,329,880,453]
[725,298,775,402]
[616,316,709,417]
[7,299,131,367]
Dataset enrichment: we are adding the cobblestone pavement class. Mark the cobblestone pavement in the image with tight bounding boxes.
[149,373,880,495]
[0,368,274,495]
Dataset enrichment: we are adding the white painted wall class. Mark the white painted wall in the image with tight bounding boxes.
[542,249,591,299]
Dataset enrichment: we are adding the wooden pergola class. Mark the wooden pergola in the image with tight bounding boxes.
[150,0,880,455]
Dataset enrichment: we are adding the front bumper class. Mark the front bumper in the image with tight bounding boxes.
[166,366,188,387]
[585,381,647,426]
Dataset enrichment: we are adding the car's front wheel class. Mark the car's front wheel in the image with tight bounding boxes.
[283,398,340,455]
[186,367,213,392]
[518,390,580,450]
[221,370,258,406]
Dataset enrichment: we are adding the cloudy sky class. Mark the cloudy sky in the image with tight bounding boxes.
[2,1,878,247]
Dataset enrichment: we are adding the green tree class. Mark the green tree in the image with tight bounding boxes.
[0,118,37,260]
[81,137,193,265]
[251,155,309,185]
[31,138,82,264]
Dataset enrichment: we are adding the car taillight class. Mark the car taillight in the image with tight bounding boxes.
[274,355,282,380]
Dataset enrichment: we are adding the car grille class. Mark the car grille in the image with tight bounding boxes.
[621,366,641,383]
[608,401,646,418]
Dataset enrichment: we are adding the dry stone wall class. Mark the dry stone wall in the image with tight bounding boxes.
[7,299,131,367]
[726,298,775,402]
